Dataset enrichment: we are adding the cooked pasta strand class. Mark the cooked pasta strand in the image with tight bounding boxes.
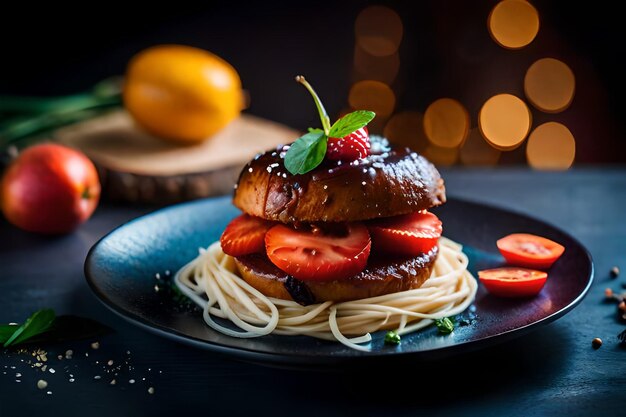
[175,237,477,350]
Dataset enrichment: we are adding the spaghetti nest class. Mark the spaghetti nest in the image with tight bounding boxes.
[175,237,477,351]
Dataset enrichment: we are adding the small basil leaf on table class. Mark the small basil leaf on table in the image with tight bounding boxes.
[2,312,113,347]
[284,130,327,175]
[3,309,55,347]
[0,324,19,344]
[328,110,376,138]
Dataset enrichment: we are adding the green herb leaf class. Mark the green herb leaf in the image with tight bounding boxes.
[0,324,19,344]
[328,110,376,138]
[3,309,55,347]
[1,312,112,347]
[284,130,327,175]
[434,317,455,334]
[384,330,401,345]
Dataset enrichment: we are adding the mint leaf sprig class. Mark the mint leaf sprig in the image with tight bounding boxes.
[329,110,376,138]
[284,76,375,175]
[284,129,327,175]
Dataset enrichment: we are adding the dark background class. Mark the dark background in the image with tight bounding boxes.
[1,0,625,163]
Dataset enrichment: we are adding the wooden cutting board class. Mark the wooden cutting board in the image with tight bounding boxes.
[55,110,299,204]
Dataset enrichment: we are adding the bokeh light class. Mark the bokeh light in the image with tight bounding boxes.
[524,58,575,113]
[423,98,469,148]
[488,0,540,49]
[423,145,459,166]
[460,129,501,166]
[383,111,428,151]
[355,6,403,57]
[526,122,575,170]
[479,94,532,150]
[349,80,396,119]
[353,46,400,84]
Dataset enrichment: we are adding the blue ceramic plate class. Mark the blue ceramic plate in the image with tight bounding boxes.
[85,196,593,365]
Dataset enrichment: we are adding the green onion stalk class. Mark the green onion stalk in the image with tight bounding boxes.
[0,77,123,151]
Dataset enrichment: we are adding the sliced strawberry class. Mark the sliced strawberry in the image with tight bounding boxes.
[220,214,274,256]
[368,211,442,257]
[326,127,371,161]
[265,223,371,281]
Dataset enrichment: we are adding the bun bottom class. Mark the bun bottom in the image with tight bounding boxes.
[234,247,438,304]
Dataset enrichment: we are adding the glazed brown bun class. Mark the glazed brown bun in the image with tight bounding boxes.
[234,137,445,223]
[231,136,446,304]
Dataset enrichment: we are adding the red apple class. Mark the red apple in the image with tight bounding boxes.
[1,143,101,234]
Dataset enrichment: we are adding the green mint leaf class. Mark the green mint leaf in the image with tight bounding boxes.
[284,131,327,175]
[434,317,455,334]
[0,324,19,344]
[329,110,376,138]
[1,313,111,347]
[307,127,323,133]
[4,309,55,347]
[384,330,401,345]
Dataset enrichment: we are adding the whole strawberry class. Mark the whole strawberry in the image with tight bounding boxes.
[327,126,371,161]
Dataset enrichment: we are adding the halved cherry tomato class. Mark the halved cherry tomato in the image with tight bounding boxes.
[220,214,274,256]
[368,211,442,257]
[478,267,548,298]
[497,233,565,269]
[265,223,371,281]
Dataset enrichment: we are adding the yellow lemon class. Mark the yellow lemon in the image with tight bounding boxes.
[124,45,243,144]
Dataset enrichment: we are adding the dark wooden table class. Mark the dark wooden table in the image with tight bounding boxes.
[1,168,625,417]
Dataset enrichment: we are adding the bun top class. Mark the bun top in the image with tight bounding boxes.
[233,136,446,223]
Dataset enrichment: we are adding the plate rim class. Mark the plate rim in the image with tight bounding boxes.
[84,195,594,364]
